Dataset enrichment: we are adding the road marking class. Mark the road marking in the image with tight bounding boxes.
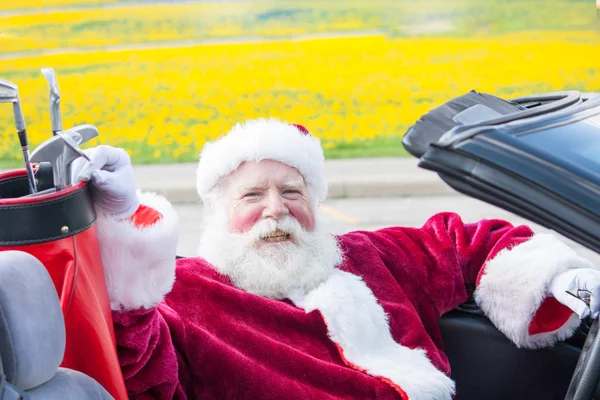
[320,204,359,225]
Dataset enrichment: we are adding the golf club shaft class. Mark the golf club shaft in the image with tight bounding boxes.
[17,130,38,194]
[22,187,57,198]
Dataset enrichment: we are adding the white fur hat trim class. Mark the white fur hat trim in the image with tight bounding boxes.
[196,118,327,202]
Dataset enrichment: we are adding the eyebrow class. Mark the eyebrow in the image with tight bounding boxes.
[239,184,268,193]
[238,180,305,193]
[279,180,305,190]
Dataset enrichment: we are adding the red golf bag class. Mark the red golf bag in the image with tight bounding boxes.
[0,165,128,400]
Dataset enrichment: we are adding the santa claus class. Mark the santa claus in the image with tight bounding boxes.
[75,118,600,400]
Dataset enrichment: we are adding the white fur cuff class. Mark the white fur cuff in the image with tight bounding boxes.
[474,233,592,349]
[95,191,179,311]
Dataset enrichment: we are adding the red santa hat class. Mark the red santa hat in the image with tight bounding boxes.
[196,118,327,203]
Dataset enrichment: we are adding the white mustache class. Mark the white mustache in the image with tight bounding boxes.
[248,216,303,242]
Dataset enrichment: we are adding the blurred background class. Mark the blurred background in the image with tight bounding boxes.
[0,0,598,166]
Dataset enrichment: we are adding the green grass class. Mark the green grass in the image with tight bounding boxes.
[0,160,23,169]
[324,135,410,159]
[0,134,412,170]
[125,135,412,164]
[131,135,411,163]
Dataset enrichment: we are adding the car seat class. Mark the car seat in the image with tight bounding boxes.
[0,250,114,400]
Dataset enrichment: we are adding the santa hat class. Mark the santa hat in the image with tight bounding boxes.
[196,118,327,203]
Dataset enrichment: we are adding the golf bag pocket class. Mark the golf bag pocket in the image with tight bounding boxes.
[0,168,128,400]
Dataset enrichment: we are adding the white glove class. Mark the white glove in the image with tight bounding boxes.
[72,145,139,219]
[550,268,600,319]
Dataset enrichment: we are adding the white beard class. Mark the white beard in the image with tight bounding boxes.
[197,209,343,299]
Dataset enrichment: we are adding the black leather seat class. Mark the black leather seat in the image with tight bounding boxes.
[439,308,592,400]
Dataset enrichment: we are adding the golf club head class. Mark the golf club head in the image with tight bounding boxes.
[57,132,90,189]
[41,68,62,133]
[0,77,35,193]
[0,78,18,103]
[30,136,65,190]
[69,124,99,143]
[56,131,90,161]
[31,131,80,162]
[0,78,26,134]
[58,125,97,186]
[31,130,84,190]
[31,125,95,163]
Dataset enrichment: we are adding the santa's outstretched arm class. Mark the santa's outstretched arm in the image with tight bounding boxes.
[472,229,595,349]
[368,212,596,349]
[73,145,187,399]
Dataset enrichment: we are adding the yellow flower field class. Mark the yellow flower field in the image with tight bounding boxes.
[1,1,593,53]
[1,31,598,164]
[0,0,598,164]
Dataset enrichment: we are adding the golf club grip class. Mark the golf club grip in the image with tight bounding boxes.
[17,130,28,147]
[23,154,37,194]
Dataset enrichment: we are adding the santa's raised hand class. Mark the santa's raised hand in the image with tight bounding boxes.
[551,268,600,319]
[72,144,139,219]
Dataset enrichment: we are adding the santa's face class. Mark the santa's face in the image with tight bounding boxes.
[197,160,341,299]
[225,160,316,239]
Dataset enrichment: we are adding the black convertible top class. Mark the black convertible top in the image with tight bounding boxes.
[402,90,525,158]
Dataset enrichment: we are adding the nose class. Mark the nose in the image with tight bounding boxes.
[262,191,288,220]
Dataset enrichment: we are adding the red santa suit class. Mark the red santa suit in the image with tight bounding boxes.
[95,119,592,400]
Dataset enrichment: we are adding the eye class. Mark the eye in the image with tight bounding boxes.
[283,189,302,196]
[243,192,261,198]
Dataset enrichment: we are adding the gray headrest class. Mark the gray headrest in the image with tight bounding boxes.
[0,251,66,390]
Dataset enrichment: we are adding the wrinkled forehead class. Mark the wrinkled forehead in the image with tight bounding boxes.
[225,159,307,193]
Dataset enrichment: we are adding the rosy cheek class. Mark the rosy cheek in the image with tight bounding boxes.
[288,204,315,231]
[230,206,263,233]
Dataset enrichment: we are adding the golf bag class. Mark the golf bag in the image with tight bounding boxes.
[0,165,128,400]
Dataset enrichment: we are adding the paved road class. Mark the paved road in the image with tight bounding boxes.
[1,0,250,17]
[174,193,600,264]
[0,30,386,60]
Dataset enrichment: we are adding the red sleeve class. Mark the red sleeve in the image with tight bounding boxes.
[110,205,188,398]
[366,212,579,344]
[112,305,188,400]
[367,212,531,316]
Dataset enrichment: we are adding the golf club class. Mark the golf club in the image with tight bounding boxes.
[62,125,98,186]
[56,131,91,189]
[41,68,62,136]
[56,131,91,161]
[22,188,57,198]
[31,125,97,190]
[0,78,38,194]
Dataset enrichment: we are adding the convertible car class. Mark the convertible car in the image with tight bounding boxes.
[402,89,600,400]
[0,88,599,400]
